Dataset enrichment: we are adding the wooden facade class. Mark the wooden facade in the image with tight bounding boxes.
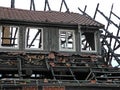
[0,25,101,55]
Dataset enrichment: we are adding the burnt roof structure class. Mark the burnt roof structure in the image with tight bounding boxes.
[0,7,104,28]
[0,0,120,90]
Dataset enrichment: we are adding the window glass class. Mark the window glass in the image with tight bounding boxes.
[59,30,75,51]
[0,26,19,48]
[25,27,43,49]
[81,31,96,51]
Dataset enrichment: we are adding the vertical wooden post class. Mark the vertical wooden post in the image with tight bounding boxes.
[60,0,69,12]
[93,3,99,19]
[11,0,15,8]
[30,0,36,11]
[44,0,51,11]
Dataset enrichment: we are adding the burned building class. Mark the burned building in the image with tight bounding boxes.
[0,7,120,90]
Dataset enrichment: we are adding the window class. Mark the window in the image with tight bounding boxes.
[25,27,43,50]
[0,26,19,48]
[81,31,97,52]
[59,29,75,51]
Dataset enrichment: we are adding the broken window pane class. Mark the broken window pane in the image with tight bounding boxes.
[59,30,75,51]
[0,26,19,48]
[26,27,43,49]
[81,31,96,51]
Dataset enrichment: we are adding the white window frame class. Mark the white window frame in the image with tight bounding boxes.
[80,30,97,53]
[0,25,19,49]
[25,27,43,50]
[59,29,76,51]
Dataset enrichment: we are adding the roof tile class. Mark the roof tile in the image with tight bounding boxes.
[0,7,104,28]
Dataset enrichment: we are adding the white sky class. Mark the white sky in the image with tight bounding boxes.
[0,0,119,13]
[0,0,120,67]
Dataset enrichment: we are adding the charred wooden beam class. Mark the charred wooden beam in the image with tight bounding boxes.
[38,30,42,48]
[10,27,13,45]
[112,12,120,20]
[78,7,92,18]
[93,3,99,19]
[30,0,36,11]
[105,4,113,37]
[12,28,18,45]
[78,5,120,66]
[44,0,51,11]
[112,23,120,50]
[26,28,30,47]
[83,5,87,15]
[101,29,120,52]
[97,9,119,29]
[60,0,69,12]
[101,34,120,39]
[28,30,41,48]
[11,0,15,8]
[102,39,120,65]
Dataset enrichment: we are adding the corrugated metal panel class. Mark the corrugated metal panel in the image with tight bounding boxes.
[43,86,65,90]
[22,86,38,90]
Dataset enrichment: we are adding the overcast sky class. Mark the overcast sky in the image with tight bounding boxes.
[0,0,119,14]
